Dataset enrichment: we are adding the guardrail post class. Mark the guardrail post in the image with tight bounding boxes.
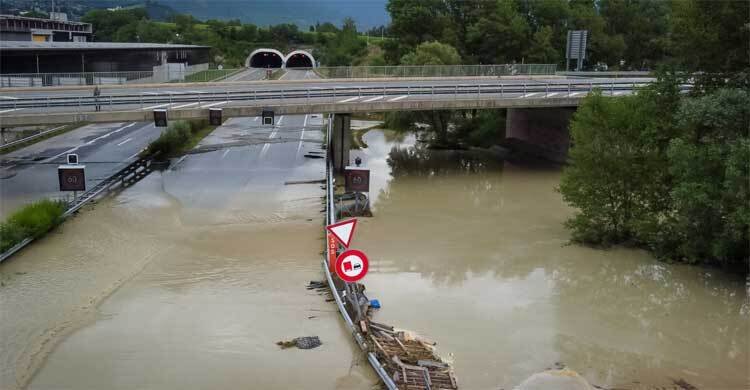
[611,82,614,95]
[568,83,571,97]
[501,83,504,98]
[140,93,143,110]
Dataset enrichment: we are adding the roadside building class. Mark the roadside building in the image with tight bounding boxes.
[0,41,211,86]
[0,14,92,42]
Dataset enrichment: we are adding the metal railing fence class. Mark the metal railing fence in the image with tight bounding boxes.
[313,64,557,78]
[0,65,556,88]
[0,80,677,113]
[0,69,244,88]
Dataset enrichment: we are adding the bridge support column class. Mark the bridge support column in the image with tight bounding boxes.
[505,108,575,163]
[331,113,351,172]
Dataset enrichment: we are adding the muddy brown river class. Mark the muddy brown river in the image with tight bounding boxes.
[1,125,747,390]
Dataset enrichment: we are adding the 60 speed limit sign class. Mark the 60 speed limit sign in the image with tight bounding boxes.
[334,249,369,283]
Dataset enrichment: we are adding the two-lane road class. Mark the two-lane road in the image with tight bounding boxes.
[0,122,163,218]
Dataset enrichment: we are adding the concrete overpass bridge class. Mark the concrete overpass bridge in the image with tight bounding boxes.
[0,69,680,161]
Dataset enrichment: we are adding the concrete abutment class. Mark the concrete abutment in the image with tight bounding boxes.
[505,107,575,163]
[331,113,351,172]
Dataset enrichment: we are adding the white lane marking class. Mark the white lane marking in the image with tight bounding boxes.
[172,102,199,109]
[259,120,281,159]
[545,92,559,98]
[276,115,284,126]
[45,122,136,162]
[278,71,288,80]
[338,96,360,103]
[296,114,308,157]
[127,151,142,160]
[143,92,160,95]
[141,103,171,110]
[362,95,384,102]
[116,137,132,146]
[0,108,23,114]
[613,91,629,96]
[222,148,232,159]
[254,116,259,121]
[200,101,228,109]
[0,96,19,100]
[568,92,586,97]
[387,95,409,102]
[520,92,543,98]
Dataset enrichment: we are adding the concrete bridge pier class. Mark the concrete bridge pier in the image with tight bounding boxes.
[505,107,576,163]
[331,113,351,172]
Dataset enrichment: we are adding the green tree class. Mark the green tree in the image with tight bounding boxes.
[664,89,750,267]
[465,0,529,63]
[525,26,558,63]
[600,0,670,69]
[400,41,461,65]
[81,8,148,42]
[670,0,750,74]
[559,88,675,245]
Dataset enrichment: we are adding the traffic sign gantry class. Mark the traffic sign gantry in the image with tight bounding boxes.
[334,249,369,283]
[326,218,357,248]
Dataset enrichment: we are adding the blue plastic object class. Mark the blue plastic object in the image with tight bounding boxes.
[369,299,381,309]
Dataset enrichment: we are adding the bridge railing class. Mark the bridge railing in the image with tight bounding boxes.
[313,64,557,79]
[0,80,676,113]
[0,69,244,88]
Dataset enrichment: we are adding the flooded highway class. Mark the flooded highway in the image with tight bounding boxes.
[1,120,747,390]
[1,115,375,390]
[351,129,749,390]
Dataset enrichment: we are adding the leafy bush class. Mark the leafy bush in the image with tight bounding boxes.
[560,78,749,272]
[0,200,67,252]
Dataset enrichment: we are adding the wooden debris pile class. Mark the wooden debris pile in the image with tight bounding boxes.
[340,281,458,390]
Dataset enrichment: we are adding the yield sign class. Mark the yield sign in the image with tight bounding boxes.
[326,218,357,248]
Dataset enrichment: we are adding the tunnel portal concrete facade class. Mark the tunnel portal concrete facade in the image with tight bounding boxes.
[245,48,316,69]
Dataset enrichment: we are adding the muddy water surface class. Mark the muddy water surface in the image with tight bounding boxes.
[1,118,375,390]
[351,129,749,390]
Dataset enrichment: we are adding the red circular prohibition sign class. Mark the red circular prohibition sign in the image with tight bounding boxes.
[334,249,369,283]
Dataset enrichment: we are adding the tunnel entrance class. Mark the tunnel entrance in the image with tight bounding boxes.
[285,50,315,68]
[248,49,284,68]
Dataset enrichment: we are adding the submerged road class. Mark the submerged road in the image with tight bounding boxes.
[0,122,163,218]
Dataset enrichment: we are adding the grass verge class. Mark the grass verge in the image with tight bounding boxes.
[0,199,67,253]
[142,120,216,160]
[0,123,84,155]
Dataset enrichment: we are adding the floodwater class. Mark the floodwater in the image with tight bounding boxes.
[1,117,376,390]
[350,129,749,390]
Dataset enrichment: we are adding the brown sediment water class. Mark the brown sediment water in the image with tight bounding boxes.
[350,129,749,390]
[1,126,376,389]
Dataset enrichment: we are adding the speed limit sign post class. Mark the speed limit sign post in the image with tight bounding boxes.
[58,164,86,203]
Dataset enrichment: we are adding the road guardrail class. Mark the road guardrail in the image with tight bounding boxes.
[0,80,677,112]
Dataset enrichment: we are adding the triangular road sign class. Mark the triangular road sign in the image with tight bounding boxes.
[326,218,357,248]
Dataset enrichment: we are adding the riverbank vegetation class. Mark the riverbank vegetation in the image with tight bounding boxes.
[143,120,215,160]
[0,200,67,253]
[560,76,749,273]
